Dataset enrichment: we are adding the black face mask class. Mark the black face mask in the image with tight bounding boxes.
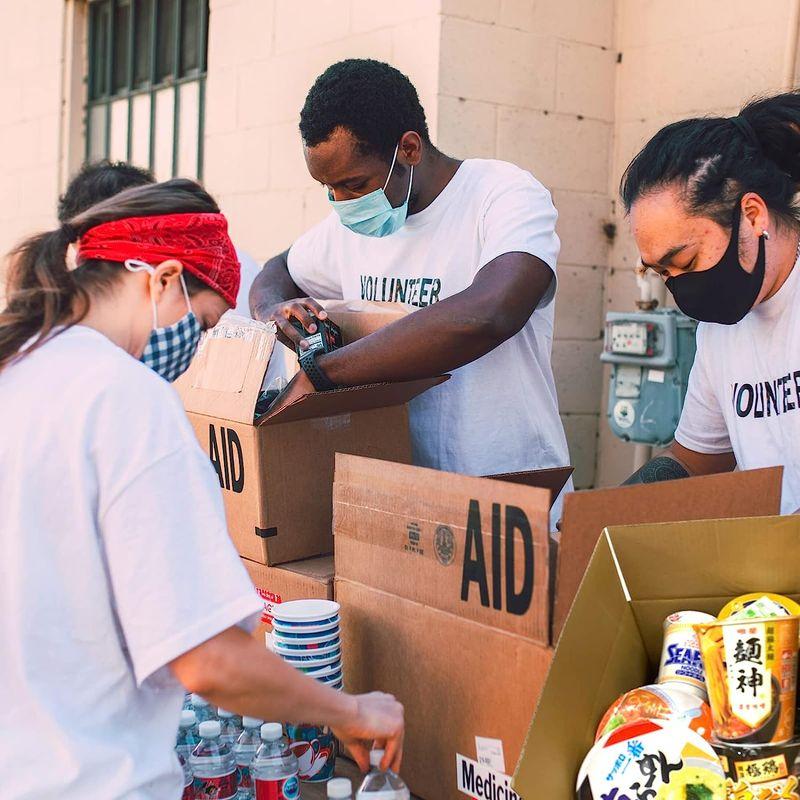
[665,201,766,324]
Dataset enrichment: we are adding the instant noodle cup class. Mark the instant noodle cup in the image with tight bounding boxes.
[659,611,716,700]
[271,628,341,644]
[695,616,799,745]
[712,739,800,800]
[595,684,714,742]
[719,594,800,622]
[576,718,725,799]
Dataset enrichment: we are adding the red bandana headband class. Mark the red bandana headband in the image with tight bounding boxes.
[76,212,241,306]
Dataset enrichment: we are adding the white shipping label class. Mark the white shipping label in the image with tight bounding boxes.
[648,369,666,383]
[456,754,519,800]
[474,737,506,773]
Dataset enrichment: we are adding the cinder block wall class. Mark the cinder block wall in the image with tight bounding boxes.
[0,1,66,263]
[595,0,800,485]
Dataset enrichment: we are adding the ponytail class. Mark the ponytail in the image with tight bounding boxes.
[0,178,219,374]
[620,89,800,229]
[0,226,88,373]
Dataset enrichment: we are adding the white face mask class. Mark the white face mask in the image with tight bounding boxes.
[124,259,202,382]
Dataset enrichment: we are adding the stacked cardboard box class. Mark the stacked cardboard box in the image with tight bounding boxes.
[333,455,783,800]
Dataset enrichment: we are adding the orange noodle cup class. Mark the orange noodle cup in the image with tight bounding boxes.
[695,615,799,745]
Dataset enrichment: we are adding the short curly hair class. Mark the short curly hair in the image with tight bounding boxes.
[299,59,430,162]
[58,160,154,223]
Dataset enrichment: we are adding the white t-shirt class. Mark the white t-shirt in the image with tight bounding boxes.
[0,326,261,798]
[287,159,572,508]
[675,253,800,514]
[231,247,261,317]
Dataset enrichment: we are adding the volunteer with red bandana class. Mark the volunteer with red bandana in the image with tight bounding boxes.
[0,179,403,798]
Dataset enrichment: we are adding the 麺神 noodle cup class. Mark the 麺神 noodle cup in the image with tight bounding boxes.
[695,616,799,745]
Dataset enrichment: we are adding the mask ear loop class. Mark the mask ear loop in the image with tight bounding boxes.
[382,144,400,192]
[179,273,193,317]
[124,258,159,329]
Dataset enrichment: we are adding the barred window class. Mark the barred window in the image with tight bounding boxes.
[86,0,208,180]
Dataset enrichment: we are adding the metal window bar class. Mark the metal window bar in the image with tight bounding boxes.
[85,0,207,178]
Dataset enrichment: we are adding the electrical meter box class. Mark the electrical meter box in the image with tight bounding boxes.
[600,309,697,446]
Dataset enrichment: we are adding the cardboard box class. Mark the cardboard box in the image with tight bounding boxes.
[552,467,785,640]
[514,509,797,799]
[176,312,444,565]
[334,457,783,800]
[242,556,335,640]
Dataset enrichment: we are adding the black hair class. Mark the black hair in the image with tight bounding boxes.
[299,59,430,162]
[620,90,800,230]
[57,160,155,223]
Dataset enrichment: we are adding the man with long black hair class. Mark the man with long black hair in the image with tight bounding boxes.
[252,59,571,512]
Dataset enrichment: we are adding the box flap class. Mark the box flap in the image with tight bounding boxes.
[320,299,409,343]
[513,532,649,798]
[334,454,553,644]
[553,466,783,641]
[485,466,573,510]
[259,376,448,426]
[175,317,276,424]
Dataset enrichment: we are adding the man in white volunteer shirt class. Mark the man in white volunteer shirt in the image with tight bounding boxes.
[251,59,571,508]
[619,91,800,512]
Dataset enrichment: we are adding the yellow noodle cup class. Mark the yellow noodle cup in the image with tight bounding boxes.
[694,615,799,745]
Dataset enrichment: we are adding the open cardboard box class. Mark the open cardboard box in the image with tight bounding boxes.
[514,499,798,798]
[334,459,782,800]
[175,308,445,565]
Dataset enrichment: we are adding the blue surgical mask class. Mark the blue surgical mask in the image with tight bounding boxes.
[125,259,202,382]
[328,144,413,237]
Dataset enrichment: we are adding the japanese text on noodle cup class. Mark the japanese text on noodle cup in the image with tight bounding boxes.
[695,616,799,745]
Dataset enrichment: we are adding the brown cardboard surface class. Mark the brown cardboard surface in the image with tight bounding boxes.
[176,319,275,424]
[486,466,573,506]
[553,466,783,640]
[241,555,334,640]
[260,377,447,426]
[513,514,800,800]
[338,579,552,800]
[322,299,409,344]
[334,454,552,643]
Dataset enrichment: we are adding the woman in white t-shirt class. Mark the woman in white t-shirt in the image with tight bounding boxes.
[0,180,402,798]
[619,91,800,513]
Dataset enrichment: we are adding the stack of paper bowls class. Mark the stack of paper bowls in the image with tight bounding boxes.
[268,600,343,691]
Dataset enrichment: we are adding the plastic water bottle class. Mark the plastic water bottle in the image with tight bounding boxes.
[233,717,264,799]
[191,694,217,723]
[328,777,354,798]
[178,752,195,800]
[176,710,200,759]
[356,750,410,799]
[251,722,300,800]
[219,708,243,745]
[189,720,238,800]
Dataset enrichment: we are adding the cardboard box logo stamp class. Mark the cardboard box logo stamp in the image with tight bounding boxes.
[434,524,456,566]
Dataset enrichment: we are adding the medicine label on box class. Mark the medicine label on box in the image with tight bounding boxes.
[456,755,518,800]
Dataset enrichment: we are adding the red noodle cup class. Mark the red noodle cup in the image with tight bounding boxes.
[695,616,799,745]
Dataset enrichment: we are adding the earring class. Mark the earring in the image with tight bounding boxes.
[762,230,770,240]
